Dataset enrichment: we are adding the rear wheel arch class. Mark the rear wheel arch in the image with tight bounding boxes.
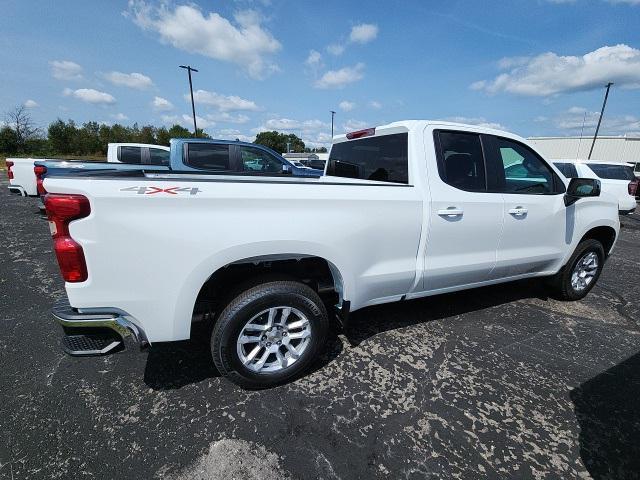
[191,254,347,327]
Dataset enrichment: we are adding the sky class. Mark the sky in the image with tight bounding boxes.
[1,0,640,148]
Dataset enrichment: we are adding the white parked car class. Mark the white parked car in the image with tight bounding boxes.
[5,143,170,197]
[43,121,619,388]
[552,159,638,214]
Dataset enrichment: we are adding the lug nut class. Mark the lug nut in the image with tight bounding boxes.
[283,332,287,337]
[277,340,282,345]
[266,342,272,347]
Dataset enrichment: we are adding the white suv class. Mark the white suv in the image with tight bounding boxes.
[554,159,638,214]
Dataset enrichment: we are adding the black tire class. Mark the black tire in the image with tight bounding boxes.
[547,239,605,300]
[211,281,328,389]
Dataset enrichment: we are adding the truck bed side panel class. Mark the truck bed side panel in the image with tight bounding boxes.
[45,176,423,342]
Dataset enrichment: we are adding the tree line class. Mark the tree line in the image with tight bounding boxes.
[1,105,326,158]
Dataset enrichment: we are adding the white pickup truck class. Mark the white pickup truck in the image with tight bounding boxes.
[6,143,170,197]
[44,121,619,388]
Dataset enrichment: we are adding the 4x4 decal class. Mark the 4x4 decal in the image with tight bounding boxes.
[120,186,202,195]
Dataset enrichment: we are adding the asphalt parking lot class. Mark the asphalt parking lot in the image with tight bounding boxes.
[1,177,640,480]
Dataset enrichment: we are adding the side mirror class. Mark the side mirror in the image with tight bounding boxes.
[564,178,601,206]
[282,164,292,175]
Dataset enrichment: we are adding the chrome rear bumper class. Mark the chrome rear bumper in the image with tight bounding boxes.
[52,297,149,356]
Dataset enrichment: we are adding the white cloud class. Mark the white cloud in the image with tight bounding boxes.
[339,100,356,112]
[314,63,365,89]
[318,23,378,61]
[162,111,248,130]
[24,99,38,108]
[263,118,327,130]
[214,128,255,142]
[472,44,640,96]
[209,112,251,124]
[342,119,369,132]
[443,116,507,130]
[103,71,153,89]
[152,96,174,111]
[549,106,640,135]
[349,23,378,44]
[50,60,83,80]
[127,1,281,79]
[305,50,322,66]
[368,100,382,109]
[63,88,116,104]
[183,114,215,129]
[253,117,332,148]
[111,113,129,121]
[161,114,181,125]
[191,89,260,111]
[327,44,345,56]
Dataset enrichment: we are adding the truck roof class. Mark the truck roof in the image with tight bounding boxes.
[170,138,259,148]
[333,120,525,145]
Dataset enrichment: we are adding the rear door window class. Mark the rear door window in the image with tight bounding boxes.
[553,162,578,178]
[435,131,486,191]
[185,143,230,171]
[586,163,634,180]
[327,133,408,184]
[118,146,143,164]
[148,148,170,166]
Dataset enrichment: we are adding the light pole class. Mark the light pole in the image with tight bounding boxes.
[588,82,613,160]
[179,65,199,136]
[330,110,336,138]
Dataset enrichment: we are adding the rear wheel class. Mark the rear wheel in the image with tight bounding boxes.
[547,239,605,300]
[211,281,328,389]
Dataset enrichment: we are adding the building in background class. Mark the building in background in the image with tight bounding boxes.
[528,136,640,163]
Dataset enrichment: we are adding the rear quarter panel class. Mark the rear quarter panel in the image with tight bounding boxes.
[44,176,423,342]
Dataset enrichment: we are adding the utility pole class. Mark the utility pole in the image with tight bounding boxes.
[588,82,613,160]
[330,110,336,138]
[179,65,199,136]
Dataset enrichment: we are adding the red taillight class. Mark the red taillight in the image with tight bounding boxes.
[628,179,639,196]
[346,128,376,140]
[44,194,91,282]
[34,165,47,196]
[6,161,14,180]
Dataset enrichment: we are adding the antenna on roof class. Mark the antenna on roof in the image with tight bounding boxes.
[576,111,587,161]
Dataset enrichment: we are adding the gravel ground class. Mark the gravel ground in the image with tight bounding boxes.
[1,177,639,479]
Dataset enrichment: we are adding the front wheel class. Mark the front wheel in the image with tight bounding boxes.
[547,239,605,301]
[211,281,329,389]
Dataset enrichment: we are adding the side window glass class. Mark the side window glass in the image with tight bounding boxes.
[493,138,555,194]
[240,147,283,173]
[553,162,578,178]
[437,131,486,191]
[186,144,230,170]
[149,148,170,166]
[327,133,408,183]
[118,146,143,164]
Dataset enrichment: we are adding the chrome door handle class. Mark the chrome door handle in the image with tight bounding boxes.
[508,207,528,216]
[437,207,464,217]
